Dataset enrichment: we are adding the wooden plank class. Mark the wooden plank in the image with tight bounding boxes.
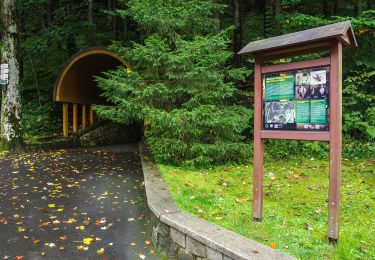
[82,104,87,129]
[238,21,356,55]
[261,130,330,141]
[262,57,330,74]
[262,42,331,61]
[73,104,78,133]
[63,103,69,138]
[328,41,342,242]
[90,105,95,125]
[252,56,264,221]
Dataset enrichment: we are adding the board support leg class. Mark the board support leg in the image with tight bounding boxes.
[253,55,264,221]
[62,103,69,138]
[328,41,342,242]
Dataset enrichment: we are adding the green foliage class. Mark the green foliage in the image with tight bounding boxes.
[117,0,224,38]
[2,0,371,159]
[160,157,375,259]
[281,11,375,141]
[96,0,251,166]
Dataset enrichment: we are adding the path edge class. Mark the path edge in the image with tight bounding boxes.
[139,141,296,260]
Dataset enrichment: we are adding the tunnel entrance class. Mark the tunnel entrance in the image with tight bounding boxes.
[54,47,132,138]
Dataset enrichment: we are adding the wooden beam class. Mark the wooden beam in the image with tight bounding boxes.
[328,41,342,242]
[90,105,95,125]
[73,104,78,133]
[82,104,87,129]
[261,57,330,74]
[63,103,69,138]
[252,56,264,221]
[261,130,330,141]
[262,42,330,61]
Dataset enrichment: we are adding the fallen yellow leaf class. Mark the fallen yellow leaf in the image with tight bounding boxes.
[97,248,105,255]
[83,237,93,245]
[18,227,26,232]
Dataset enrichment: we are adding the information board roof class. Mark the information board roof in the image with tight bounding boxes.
[238,21,357,56]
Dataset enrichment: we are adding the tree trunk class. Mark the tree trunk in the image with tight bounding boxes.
[263,0,273,38]
[113,0,118,38]
[1,0,24,152]
[368,0,374,10]
[354,0,361,16]
[47,2,52,24]
[107,0,112,30]
[45,1,52,27]
[88,0,94,24]
[333,0,340,15]
[274,0,281,35]
[123,16,128,41]
[323,0,329,17]
[232,0,242,67]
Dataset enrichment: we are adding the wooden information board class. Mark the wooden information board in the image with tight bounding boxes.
[238,21,357,243]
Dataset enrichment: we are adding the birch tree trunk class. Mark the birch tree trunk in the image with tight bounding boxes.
[1,0,24,152]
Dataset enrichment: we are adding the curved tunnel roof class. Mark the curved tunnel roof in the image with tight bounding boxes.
[54,47,130,104]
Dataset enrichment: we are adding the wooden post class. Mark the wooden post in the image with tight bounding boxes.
[328,41,342,242]
[253,56,264,221]
[62,103,69,138]
[73,103,78,133]
[82,104,87,129]
[90,105,95,125]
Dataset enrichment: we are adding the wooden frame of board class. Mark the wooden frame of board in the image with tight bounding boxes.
[239,21,357,242]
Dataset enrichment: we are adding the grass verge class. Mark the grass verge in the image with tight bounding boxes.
[158,157,374,259]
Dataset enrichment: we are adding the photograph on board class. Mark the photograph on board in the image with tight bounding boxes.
[295,85,308,99]
[295,72,310,85]
[309,84,328,99]
[310,70,327,85]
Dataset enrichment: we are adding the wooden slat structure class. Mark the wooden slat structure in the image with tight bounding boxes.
[238,21,357,59]
[239,21,357,243]
[53,47,131,137]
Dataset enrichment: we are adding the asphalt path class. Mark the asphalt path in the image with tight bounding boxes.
[0,145,160,260]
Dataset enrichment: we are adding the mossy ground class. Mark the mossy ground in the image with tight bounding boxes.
[158,157,374,259]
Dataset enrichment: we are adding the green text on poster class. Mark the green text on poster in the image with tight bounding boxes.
[296,100,310,123]
[310,99,327,124]
[265,74,295,101]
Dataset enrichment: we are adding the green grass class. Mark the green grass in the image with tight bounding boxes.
[158,157,374,259]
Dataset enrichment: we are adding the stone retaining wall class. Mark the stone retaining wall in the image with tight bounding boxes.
[139,142,296,260]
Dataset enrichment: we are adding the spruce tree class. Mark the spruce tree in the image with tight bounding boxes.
[96,0,251,166]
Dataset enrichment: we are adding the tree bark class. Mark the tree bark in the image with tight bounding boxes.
[113,0,118,38]
[88,0,94,24]
[1,0,25,152]
[323,0,329,18]
[45,1,52,26]
[123,15,128,41]
[274,0,281,35]
[263,0,273,38]
[368,0,374,10]
[354,0,362,16]
[333,0,340,15]
[107,0,112,30]
[232,0,242,67]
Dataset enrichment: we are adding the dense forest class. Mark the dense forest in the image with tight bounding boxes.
[0,0,374,164]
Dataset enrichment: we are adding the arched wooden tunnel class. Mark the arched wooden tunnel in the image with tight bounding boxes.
[54,47,130,137]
